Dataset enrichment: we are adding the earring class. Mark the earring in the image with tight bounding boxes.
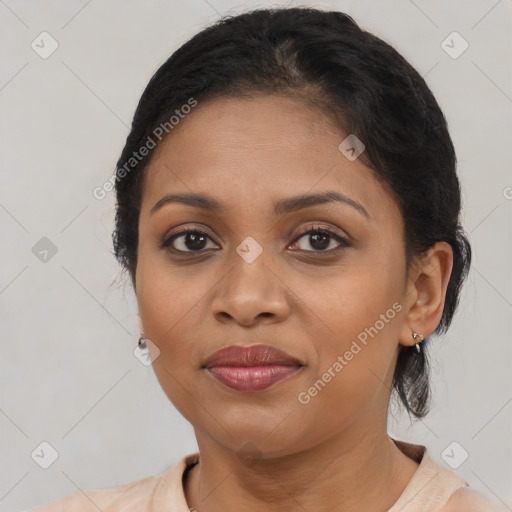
[412,332,424,353]
[138,334,147,349]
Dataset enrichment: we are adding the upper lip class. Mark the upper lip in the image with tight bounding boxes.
[203,344,303,368]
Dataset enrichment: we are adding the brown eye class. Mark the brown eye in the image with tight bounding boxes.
[290,227,351,252]
[161,229,218,252]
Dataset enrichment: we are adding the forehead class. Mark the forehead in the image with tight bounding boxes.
[141,95,397,221]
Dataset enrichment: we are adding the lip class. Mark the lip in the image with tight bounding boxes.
[203,344,303,392]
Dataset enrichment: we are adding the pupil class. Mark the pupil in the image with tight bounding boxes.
[311,232,329,250]
[186,233,206,250]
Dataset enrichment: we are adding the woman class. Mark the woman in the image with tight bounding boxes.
[29,6,506,511]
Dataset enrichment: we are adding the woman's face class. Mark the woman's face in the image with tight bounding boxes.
[135,95,412,457]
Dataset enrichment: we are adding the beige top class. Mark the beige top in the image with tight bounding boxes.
[27,438,507,511]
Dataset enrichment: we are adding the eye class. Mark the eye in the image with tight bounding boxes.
[161,228,219,253]
[161,226,351,255]
[289,227,351,253]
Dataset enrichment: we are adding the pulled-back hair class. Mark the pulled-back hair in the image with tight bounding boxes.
[112,7,471,419]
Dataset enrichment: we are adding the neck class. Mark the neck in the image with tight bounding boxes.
[184,424,420,512]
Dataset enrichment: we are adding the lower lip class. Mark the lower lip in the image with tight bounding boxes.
[206,365,301,392]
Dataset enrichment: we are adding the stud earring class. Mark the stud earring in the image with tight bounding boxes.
[412,332,424,353]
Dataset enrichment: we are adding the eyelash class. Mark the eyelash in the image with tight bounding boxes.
[160,226,351,255]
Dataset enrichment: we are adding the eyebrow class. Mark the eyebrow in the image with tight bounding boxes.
[150,190,370,219]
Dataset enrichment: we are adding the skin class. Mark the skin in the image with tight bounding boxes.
[134,95,453,511]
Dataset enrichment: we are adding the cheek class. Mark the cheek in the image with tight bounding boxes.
[135,262,206,422]
[294,257,403,346]
[293,253,404,398]
[293,288,402,440]
[135,255,205,361]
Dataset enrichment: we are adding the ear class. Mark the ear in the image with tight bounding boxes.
[398,242,454,348]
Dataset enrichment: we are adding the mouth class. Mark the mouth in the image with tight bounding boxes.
[202,344,304,392]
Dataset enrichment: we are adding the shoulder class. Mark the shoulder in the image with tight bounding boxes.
[440,486,509,512]
[26,473,161,511]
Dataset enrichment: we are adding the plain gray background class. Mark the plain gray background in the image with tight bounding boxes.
[1,0,511,510]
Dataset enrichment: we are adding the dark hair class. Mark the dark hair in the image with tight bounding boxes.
[112,7,471,419]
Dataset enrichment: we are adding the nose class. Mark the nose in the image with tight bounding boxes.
[211,253,291,327]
